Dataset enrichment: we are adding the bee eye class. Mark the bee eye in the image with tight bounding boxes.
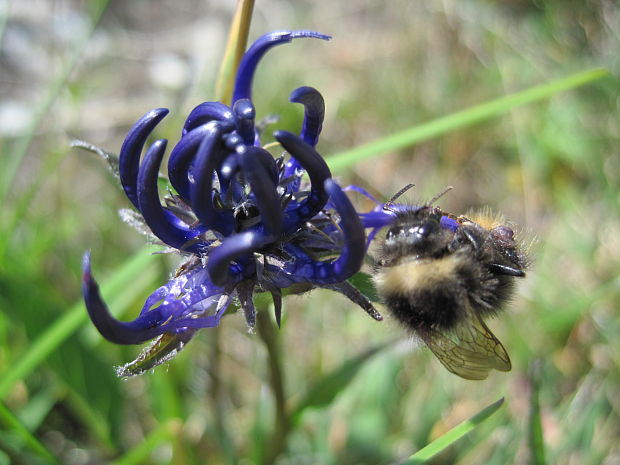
[386,226,402,241]
[417,220,439,238]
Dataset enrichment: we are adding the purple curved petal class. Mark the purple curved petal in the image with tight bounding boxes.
[232,30,331,103]
[207,230,268,286]
[183,102,234,136]
[119,108,169,209]
[240,145,279,186]
[238,146,282,236]
[284,87,325,188]
[358,203,458,233]
[343,184,381,204]
[137,139,205,252]
[289,86,324,147]
[140,266,226,323]
[233,99,256,145]
[274,130,331,231]
[82,252,168,345]
[83,253,231,344]
[320,179,366,280]
[190,124,235,236]
[358,208,398,229]
[168,121,234,201]
[283,179,365,283]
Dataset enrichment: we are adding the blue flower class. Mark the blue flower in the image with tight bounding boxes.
[82,31,383,372]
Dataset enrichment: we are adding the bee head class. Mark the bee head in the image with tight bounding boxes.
[384,207,449,257]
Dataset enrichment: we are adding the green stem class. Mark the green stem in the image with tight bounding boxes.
[208,329,236,464]
[256,309,290,465]
[215,0,255,105]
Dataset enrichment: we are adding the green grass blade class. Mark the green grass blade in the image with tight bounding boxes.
[0,401,59,464]
[397,398,505,465]
[109,420,180,465]
[214,0,255,104]
[528,361,546,465]
[0,247,157,400]
[0,0,111,204]
[328,68,608,173]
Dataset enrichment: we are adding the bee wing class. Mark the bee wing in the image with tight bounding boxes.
[418,306,511,380]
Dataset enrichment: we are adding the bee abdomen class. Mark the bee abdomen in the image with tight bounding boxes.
[374,255,474,331]
[384,287,462,331]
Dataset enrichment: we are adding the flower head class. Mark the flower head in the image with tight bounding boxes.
[82,30,382,374]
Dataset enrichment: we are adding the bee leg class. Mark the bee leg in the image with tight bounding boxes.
[462,228,481,250]
[320,281,383,321]
[489,263,526,277]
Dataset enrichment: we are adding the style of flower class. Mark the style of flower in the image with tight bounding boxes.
[81,30,384,374]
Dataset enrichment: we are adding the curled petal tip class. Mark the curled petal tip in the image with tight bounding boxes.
[150,107,170,118]
[288,30,331,41]
[275,130,331,228]
[119,108,170,209]
[82,250,93,282]
[289,86,325,105]
[233,99,256,144]
[82,256,165,345]
[289,86,325,147]
[233,30,331,103]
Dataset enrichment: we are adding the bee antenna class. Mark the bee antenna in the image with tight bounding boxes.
[427,185,453,206]
[384,183,415,211]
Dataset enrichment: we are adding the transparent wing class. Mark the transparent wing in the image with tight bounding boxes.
[418,305,511,380]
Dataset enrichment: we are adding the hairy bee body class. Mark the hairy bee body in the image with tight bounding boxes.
[374,205,527,380]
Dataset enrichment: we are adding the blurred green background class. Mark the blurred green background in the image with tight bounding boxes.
[0,0,618,464]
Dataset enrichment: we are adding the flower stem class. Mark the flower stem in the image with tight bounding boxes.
[257,309,290,465]
[209,328,236,464]
[215,0,255,105]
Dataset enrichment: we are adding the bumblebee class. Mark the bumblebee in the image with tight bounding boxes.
[373,190,528,380]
